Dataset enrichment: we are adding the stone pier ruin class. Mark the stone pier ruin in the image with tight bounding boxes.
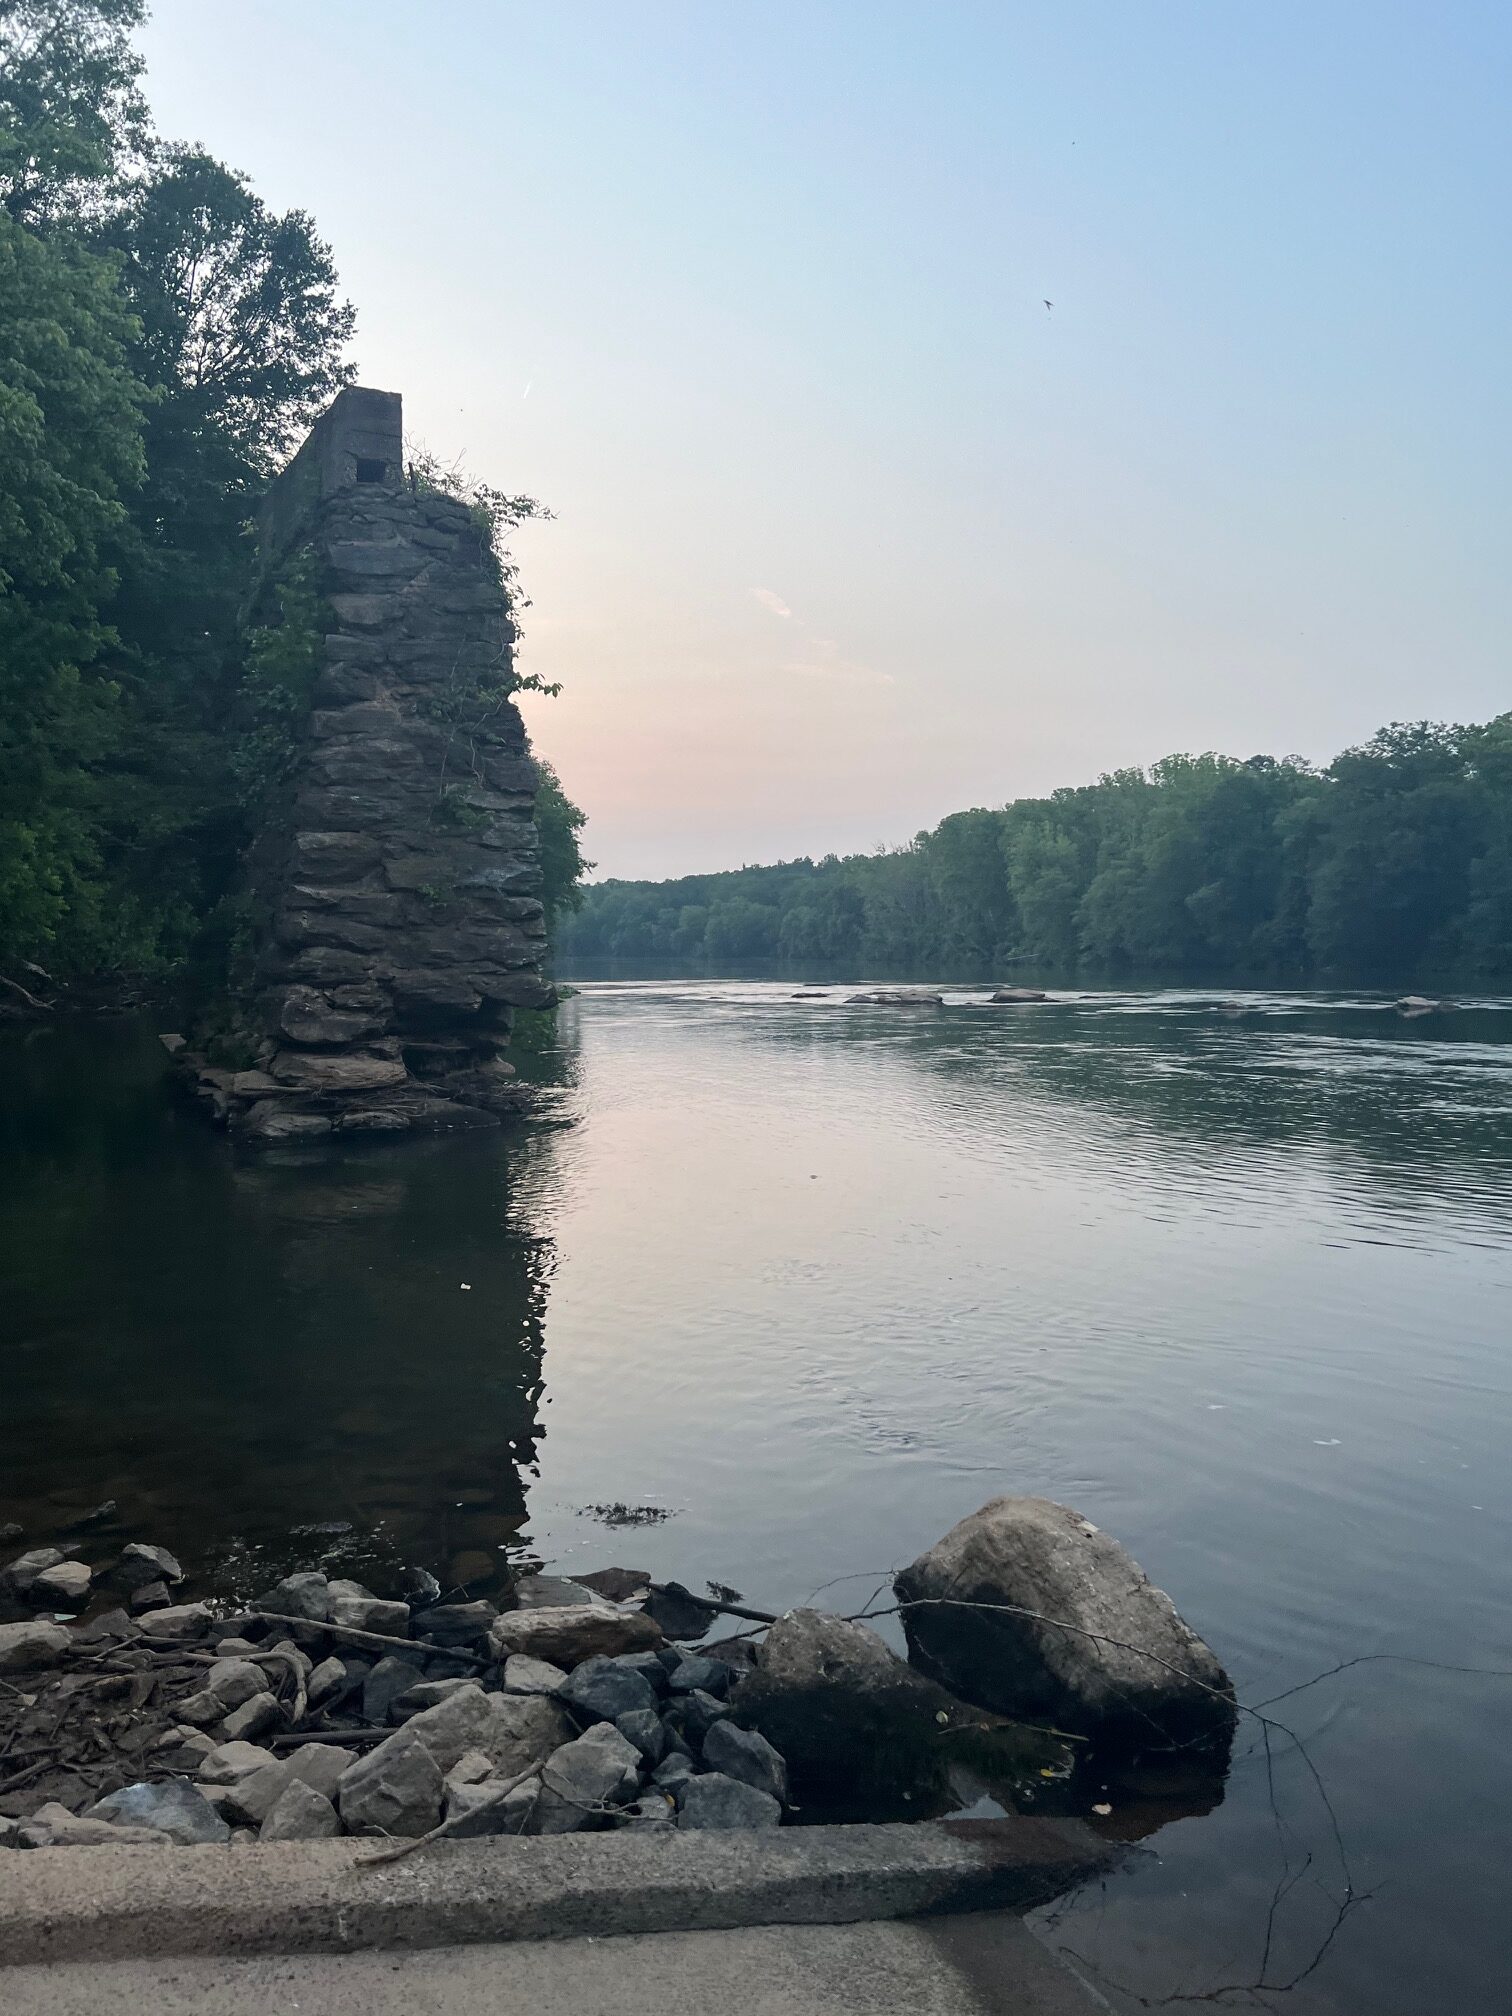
[175,386,552,1143]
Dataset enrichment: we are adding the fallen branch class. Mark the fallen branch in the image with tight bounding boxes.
[0,972,50,1012]
[650,1583,778,1627]
[247,1611,486,1667]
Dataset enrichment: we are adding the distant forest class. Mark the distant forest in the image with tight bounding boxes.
[560,717,1512,979]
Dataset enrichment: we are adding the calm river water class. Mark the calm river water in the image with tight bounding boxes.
[3,981,1510,2012]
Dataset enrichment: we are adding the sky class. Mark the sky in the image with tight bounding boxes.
[140,1,1512,881]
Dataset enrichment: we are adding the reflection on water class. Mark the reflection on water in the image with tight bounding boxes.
[3,983,1511,2014]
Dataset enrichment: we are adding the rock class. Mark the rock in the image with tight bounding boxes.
[666,1653,732,1698]
[117,1542,184,1591]
[87,1780,231,1846]
[0,1620,70,1672]
[73,1607,137,1644]
[363,1651,426,1722]
[650,1753,695,1795]
[501,1653,568,1696]
[254,1570,330,1623]
[63,1499,118,1530]
[844,989,942,1007]
[156,1726,215,1763]
[989,987,1048,1003]
[607,1650,670,1694]
[177,1687,228,1727]
[390,1676,474,1722]
[893,1497,1235,1748]
[514,1575,610,1611]
[281,1742,355,1805]
[642,1582,718,1640]
[446,1778,538,1838]
[412,1600,496,1648]
[130,1581,171,1613]
[665,1688,730,1746]
[207,1657,268,1710]
[2,1547,64,1593]
[260,1780,342,1841]
[399,1682,571,1775]
[30,1560,91,1607]
[159,1032,187,1054]
[700,1636,761,1675]
[729,1609,1057,1817]
[488,1605,663,1669]
[530,1723,642,1833]
[221,1691,285,1743]
[0,1522,22,1542]
[676,1773,782,1830]
[702,1719,789,1805]
[142,1602,213,1641]
[19,1803,167,1849]
[327,1578,410,1637]
[447,1550,498,1589]
[307,1655,347,1706]
[558,1654,658,1725]
[575,1567,651,1602]
[338,1727,444,1838]
[445,1749,495,1791]
[0,1816,21,1848]
[198,1740,278,1785]
[265,1636,312,1681]
[614,1708,665,1764]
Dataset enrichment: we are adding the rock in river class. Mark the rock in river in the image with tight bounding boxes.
[893,1495,1235,1748]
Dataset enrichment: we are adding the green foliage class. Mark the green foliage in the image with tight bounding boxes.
[561,719,1512,982]
[0,0,148,226]
[228,549,324,805]
[534,760,591,934]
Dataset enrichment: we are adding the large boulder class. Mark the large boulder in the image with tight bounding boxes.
[488,1604,662,1668]
[391,1683,571,1776]
[86,1780,231,1846]
[728,1609,1064,1821]
[893,1497,1234,1749]
[338,1727,443,1837]
[529,1724,642,1833]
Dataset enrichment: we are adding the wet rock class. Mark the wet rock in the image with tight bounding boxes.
[130,1581,171,1614]
[666,1653,732,1698]
[117,1542,184,1592]
[844,989,942,1007]
[19,1803,167,1849]
[338,1727,444,1838]
[221,1691,285,1743]
[0,1620,70,1672]
[390,1676,473,1722]
[530,1723,642,1833]
[989,987,1048,1003]
[143,1602,214,1641]
[501,1653,568,1696]
[676,1773,781,1830]
[615,1708,666,1764]
[31,1560,91,1607]
[642,1582,718,1641]
[363,1651,427,1723]
[260,1779,342,1841]
[729,1609,1049,1817]
[207,1657,268,1710]
[327,1578,410,1637]
[514,1575,610,1611]
[198,1740,278,1785]
[488,1604,663,1669]
[2,1547,64,1594]
[87,1780,231,1846]
[575,1567,651,1602]
[893,1496,1236,1748]
[558,1654,658,1724]
[254,1570,330,1624]
[702,1719,788,1805]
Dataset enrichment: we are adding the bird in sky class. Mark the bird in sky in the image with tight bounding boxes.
[1043,299,1053,312]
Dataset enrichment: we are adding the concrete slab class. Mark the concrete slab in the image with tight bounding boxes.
[0,1914,1111,2015]
[0,1818,1115,1967]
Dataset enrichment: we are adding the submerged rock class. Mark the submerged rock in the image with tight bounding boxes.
[893,1496,1234,1749]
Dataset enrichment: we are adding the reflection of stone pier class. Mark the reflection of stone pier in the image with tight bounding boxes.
[183,385,552,1143]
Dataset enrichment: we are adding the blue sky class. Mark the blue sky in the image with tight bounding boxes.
[141,2,1512,878]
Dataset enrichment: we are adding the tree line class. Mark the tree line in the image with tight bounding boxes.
[560,717,1512,980]
[1,0,585,996]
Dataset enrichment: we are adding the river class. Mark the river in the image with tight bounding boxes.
[3,980,1510,2012]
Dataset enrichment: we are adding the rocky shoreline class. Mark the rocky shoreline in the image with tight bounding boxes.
[0,1498,1235,1854]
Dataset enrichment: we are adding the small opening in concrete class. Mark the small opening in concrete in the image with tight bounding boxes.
[354,457,387,484]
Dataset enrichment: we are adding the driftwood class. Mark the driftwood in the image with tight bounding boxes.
[248,1610,486,1666]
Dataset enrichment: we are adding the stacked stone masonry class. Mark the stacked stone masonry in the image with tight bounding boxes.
[191,387,552,1144]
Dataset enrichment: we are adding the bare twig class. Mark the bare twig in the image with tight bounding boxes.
[247,1611,486,1667]
[354,1759,540,1868]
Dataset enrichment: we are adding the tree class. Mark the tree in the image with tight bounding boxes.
[0,0,147,228]
[534,760,591,935]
